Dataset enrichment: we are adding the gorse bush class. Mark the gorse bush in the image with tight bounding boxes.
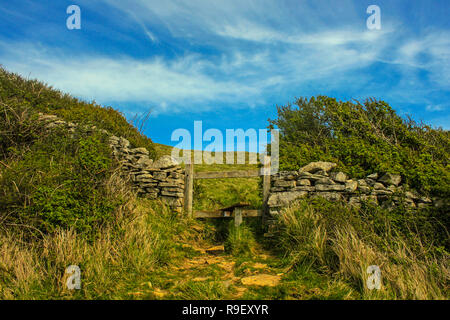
[269,96,450,198]
[0,67,156,159]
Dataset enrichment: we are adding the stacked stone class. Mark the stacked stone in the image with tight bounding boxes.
[38,113,105,134]
[108,136,185,211]
[38,112,186,211]
[267,161,435,215]
[264,161,440,237]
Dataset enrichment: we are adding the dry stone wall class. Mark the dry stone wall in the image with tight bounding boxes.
[267,161,437,218]
[38,113,185,211]
[108,136,185,210]
[36,113,446,218]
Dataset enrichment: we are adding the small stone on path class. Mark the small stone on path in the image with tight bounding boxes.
[241,274,281,287]
[205,245,225,255]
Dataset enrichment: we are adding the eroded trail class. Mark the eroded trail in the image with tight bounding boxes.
[126,219,352,300]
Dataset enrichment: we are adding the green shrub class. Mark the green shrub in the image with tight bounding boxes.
[269,97,450,198]
[0,127,124,237]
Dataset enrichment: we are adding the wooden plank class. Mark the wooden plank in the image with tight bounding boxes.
[193,209,262,219]
[241,210,262,217]
[184,162,194,217]
[235,208,243,227]
[262,156,271,222]
[194,169,261,180]
[194,210,230,218]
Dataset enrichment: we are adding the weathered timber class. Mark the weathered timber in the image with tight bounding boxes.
[184,163,194,217]
[194,169,261,179]
[193,209,262,219]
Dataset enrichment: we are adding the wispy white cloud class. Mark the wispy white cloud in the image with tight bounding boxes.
[1,0,449,124]
[426,104,446,112]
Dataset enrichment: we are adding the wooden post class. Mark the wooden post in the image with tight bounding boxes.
[184,162,194,217]
[234,207,243,227]
[262,156,271,222]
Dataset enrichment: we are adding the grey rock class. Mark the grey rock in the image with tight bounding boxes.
[161,196,183,207]
[358,186,371,194]
[294,186,315,192]
[161,191,184,197]
[136,157,154,168]
[119,137,130,147]
[373,183,386,190]
[153,155,179,169]
[418,196,432,204]
[371,190,392,196]
[315,170,329,176]
[387,185,397,193]
[331,172,347,183]
[367,173,379,180]
[358,179,367,186]
[169,172,182,179]
[274,180,296,188]
[315,184,345,192]
[299,162,337,174]
[132,147,149,155]
[153,171,168,181]
[136,173,153,181]
[159,181,184,187]
[267,191,308,207]
[405,191,418,200]
[311,192,343,201]
[297,179,311,186]
[299,172,327,181]
[315,177,335,185]
[344,180,358,192]
[378,173,401,186]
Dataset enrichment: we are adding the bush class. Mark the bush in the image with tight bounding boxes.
[269,97,450,198]
[0,127,124,237]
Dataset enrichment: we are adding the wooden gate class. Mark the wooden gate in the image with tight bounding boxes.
[183,156,271,227]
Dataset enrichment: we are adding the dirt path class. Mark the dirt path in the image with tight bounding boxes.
[146,239,285,300]
[125,221,290,300]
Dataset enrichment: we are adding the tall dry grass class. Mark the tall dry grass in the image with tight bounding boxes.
[0,171,186,299]
[277,200,449,300]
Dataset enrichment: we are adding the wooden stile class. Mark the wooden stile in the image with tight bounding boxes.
[184,162,194,217]
[184,156,271,228]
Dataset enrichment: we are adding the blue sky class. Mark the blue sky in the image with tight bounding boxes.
[0,0,449,149]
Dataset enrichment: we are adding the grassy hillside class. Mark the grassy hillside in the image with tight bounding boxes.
[0,67,156,159]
